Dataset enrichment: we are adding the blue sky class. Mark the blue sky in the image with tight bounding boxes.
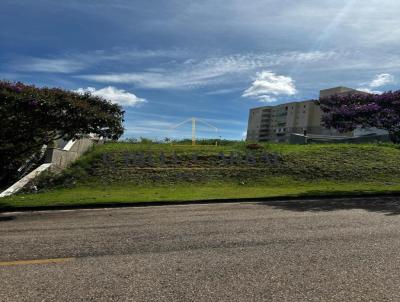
[1,0,399,140]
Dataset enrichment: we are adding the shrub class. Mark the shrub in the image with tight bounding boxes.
[246,143,263,150]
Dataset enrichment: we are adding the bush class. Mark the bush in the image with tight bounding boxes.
[246,143,263,150]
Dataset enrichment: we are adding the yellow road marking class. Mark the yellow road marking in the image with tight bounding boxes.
[0,258,73,267]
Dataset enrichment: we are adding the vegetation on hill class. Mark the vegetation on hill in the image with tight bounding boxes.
[1,141,400,209]
[35,141,400,186]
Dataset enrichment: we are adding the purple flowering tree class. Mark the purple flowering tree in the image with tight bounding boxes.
[319,91,400,143]
[0,81,125,186]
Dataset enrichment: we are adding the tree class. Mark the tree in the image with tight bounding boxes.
[319,91,400,143]
[0,81,125,186]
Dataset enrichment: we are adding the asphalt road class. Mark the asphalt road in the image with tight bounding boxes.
[1,197,400,301]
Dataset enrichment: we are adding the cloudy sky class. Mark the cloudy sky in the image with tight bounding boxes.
[1,0,399,140]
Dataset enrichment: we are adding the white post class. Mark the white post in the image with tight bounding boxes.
[192,117,196,145]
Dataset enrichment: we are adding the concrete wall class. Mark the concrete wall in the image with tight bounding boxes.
[353,127,388,137]
[289,133,390,144]
[0,137,102,197]
[44,137,101,171]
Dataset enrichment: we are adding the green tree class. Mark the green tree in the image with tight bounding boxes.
[0,81,124,186]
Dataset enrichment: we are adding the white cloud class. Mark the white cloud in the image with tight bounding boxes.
[242,71,297,102]
[78,73,176,89]
[75,86,146,107]
[357,73,395,94]
[13,49,187,73]
[369,73,394,88]
[76,51,336,89]
[15,58,85,73]
[205,88,243,95]
[356,87,383,94]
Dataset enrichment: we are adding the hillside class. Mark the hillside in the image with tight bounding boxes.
[37,142,400,184]
[2,142,400,209]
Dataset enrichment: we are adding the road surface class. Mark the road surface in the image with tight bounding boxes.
[1,197,400,301]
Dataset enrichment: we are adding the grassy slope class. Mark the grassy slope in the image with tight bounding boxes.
[2,142,400,209]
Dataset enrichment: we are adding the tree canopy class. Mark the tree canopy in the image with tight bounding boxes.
[0,81,124,186]
[319,91,400,143]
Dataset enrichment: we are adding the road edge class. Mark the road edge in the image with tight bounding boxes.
[1,192,400,213]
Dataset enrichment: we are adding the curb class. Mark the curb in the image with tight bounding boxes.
[1,192,400,213]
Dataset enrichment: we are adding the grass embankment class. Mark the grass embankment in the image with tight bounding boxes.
[2,142,400,209]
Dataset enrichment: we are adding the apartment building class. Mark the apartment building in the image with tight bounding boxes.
[246,87,364,142]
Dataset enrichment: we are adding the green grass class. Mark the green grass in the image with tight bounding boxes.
[2,177,400,210]
[2,141,400,210]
